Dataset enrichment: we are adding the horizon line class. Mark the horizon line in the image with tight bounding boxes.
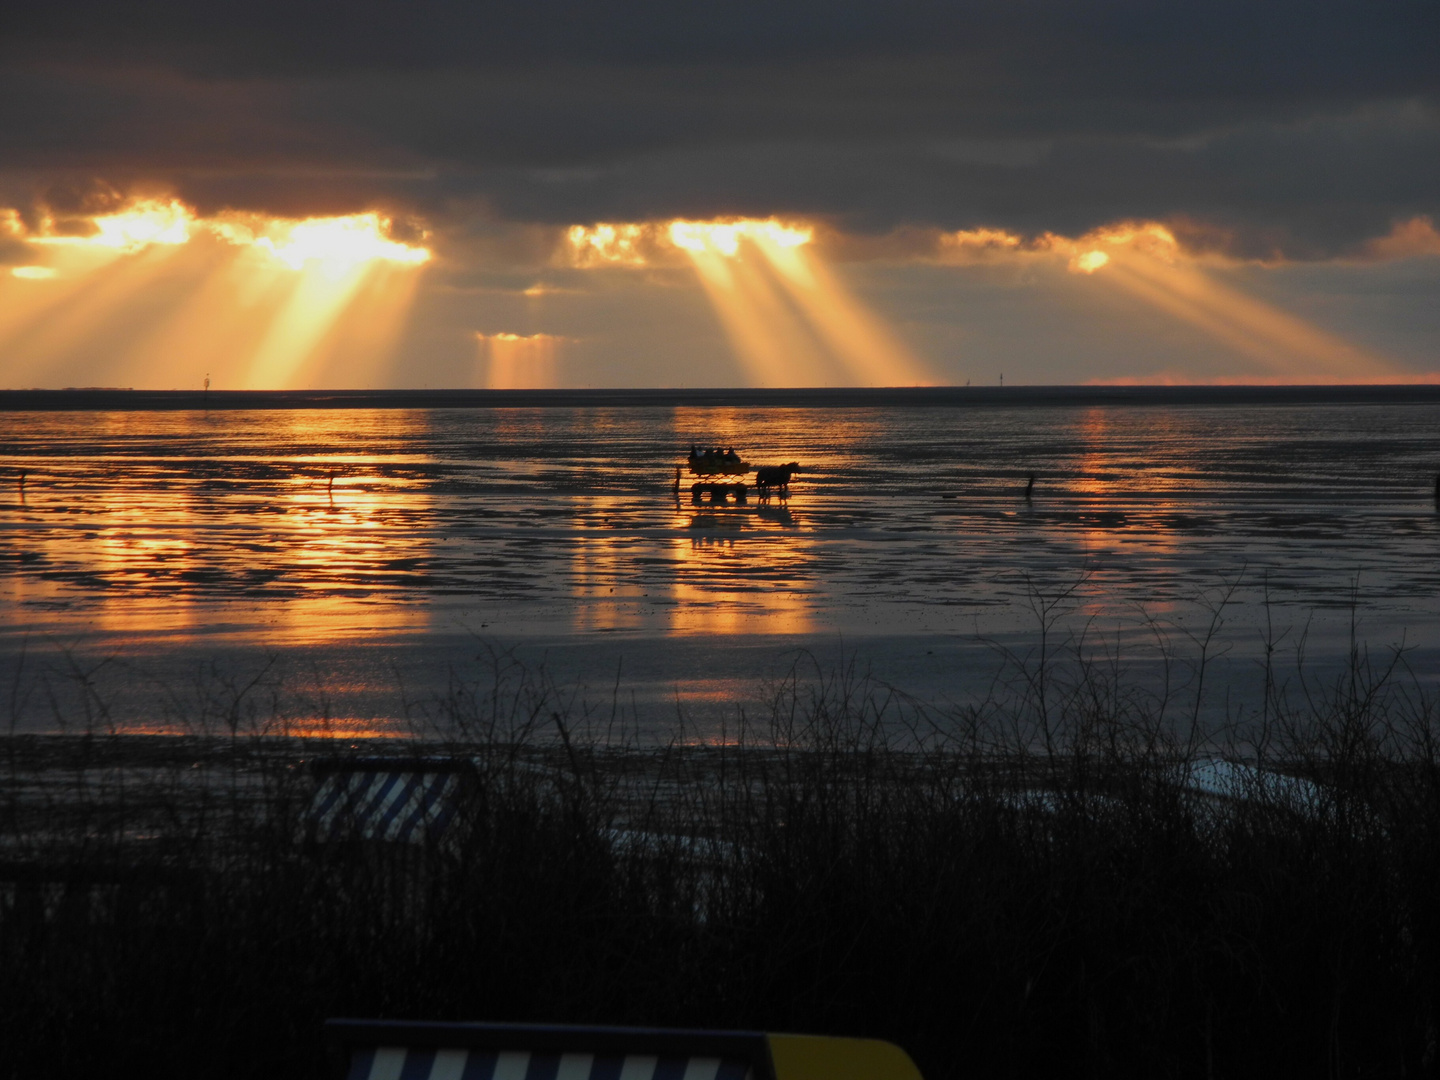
[7,384,1440,410]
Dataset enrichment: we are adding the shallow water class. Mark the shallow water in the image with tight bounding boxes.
[4,396,1440,737]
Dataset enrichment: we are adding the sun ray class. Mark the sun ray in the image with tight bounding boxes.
[0,197,433,390]
[630,217,928,386]
[244,261,378,389]
[114,243,291,387]
[1089,244,1395,381]
[307,263,425,388]
[0,254,114,357]
[477,332,563,388]
[680,249,828,386]
[752,236,931,385]
[0,242,195,387]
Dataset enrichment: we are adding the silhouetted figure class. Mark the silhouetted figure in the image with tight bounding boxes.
[1026,474,1036,499]
[755,462,802,497]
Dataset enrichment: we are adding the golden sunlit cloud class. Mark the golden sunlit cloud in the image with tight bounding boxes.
[833,216,1440,273]
[566,223,651,267]
[32,198,193,253]
[667,218,813,256]
[22,198,430,271]
[936,227,1026,260]
[565,217,931,386]
[211,212,431,271]
[1359,216,1440,261]
[931,220,1186,269]
[476,332,566,389]
[10,266,57,280]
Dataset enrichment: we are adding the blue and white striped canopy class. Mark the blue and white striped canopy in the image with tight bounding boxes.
[306,768,462,844]
[349,1049,753,1080]
[326,1021,924,1080]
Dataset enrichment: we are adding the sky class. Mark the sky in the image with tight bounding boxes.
[1,0,1438,389]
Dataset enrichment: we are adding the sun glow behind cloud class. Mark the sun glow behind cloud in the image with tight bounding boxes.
[211,213,432,272]
[32,198,194,252]
[1,199,431,389]
[567,218,931,386]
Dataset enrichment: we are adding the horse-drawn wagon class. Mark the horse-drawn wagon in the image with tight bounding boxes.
[676,448,802,504]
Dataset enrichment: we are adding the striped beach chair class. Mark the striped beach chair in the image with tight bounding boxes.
[326,1021,924,1080]
[305,758,473,845]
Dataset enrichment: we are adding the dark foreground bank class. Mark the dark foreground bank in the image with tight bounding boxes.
[4,646,1440,1080]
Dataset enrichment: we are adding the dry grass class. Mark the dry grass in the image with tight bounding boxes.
[4,594,1440,1079]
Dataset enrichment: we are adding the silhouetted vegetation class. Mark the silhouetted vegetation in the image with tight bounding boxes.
[4,610,1440,1079]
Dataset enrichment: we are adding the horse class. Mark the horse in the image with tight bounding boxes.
[755,462,802,495]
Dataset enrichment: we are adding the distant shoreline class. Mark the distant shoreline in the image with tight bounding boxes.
[6,384,1440,411]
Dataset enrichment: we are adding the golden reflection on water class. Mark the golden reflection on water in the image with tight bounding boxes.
[570,492,653,633]
[2,410,436,646]
[1063,407,1189,550]
[667,511,816,635]
[568,487,815,635]
[258,469,434,644]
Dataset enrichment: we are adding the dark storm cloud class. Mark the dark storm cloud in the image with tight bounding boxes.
[461,101,1440,255]
[1,0,1437,258]
[7,0,1437,91]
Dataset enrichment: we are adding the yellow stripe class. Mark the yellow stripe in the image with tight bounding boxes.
[766,1035,923,1080]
